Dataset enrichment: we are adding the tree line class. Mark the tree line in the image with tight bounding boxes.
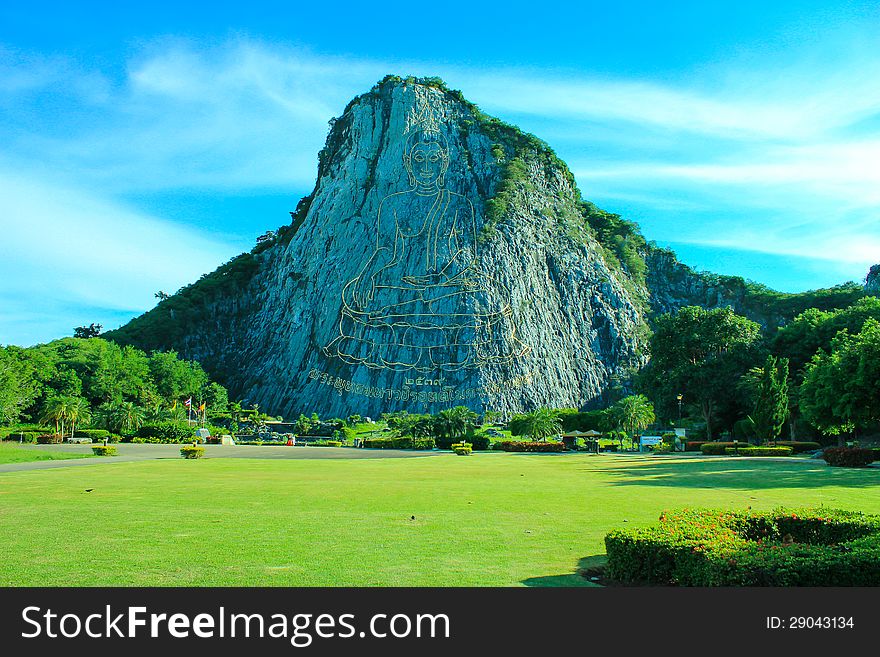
[636,296,880,443]
[0,337,230,438]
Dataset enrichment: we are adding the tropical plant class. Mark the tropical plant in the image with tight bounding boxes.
[66,397,92,440]
[97,401,145,435]
[522,407,563,441]
[431,407,479,443]
[40,396,74,438]
[610,395,655,443]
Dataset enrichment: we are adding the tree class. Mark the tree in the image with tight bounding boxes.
[66,397,92,439]
[155,291,171,301]
[431,407,479,443]
[148,351,208,401]
[73,323,103,339]
[40,396,75,438]
[638,306,762,439]
[202,382,229,412]
[97,401,145,435]
[395,413,433,439]
[510,407,562,441]
[800,319,880,443]
[610,395,655,445]
[749,355,789,443]
[0,348,39,426]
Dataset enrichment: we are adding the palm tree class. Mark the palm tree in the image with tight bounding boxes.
[145,404,168,423]
[66,397,92,440]
[524,407,562,441]
[40,396,75,439]
[432,406,478,444]
[96,401,145,436]
[611,395,656,447]
[113,401,145,435]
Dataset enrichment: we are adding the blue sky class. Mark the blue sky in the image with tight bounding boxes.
[2,1,879,346]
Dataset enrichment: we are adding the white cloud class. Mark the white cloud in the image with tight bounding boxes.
[0,168,240,344]
[1,36,879,345]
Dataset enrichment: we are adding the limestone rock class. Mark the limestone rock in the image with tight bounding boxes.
[111,77,652,417]
[865,264,880,294]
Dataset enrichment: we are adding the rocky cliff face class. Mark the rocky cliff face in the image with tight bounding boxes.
[110,77,649,418]
[866,264,880,294]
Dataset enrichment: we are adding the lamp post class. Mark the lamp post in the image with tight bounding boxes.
[676,394,683,426]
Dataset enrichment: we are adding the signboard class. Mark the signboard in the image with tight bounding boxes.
[640,435,662,446]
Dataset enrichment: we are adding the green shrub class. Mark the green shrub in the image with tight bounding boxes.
[768,441,821,454]
[823,447,875,468]
[180,446,205,459]
[391,436,414,449]
[308,440,342,447]
[685,441,706,452]
[498,441,567,452]
[700,441,751,455]
[451,442,472,456]
[362,437,394,449]
[725,446,793,457]
[3,431,39,443]
[469,434,491,451]
[137,421,194,443]
[74,429,111,440]
[36,433,63,444]
[412,437,435,450]
[605,508,880,586]
[334,426,357,443]
[91,445,117,456]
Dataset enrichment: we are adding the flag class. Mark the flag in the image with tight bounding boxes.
[184,398,192,408]
[198,403,206,411]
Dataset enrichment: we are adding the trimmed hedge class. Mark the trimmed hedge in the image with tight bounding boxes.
[308,440,342,447]
[768,441,821,454]
[725,446,793,457]
[685,441,707,452]
[180,446,205,459]
[412,437,436,450]
[822,447,875,468]
[137,421,194,443]
[451,442,472,455]
[605,508,880,586]
[2,431,39,443]
[91,445,117,456]
[498,441,567,453]
[700,441,751,455]
[362,438,394,449]
[74,429,111,440]
[36,434,63,444]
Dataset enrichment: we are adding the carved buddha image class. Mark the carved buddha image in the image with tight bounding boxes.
[322,117,528,373]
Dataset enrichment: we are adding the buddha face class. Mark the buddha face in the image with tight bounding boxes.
[412,143,446,184]
[404,131,449,188]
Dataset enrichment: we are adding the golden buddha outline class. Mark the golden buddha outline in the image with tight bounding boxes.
[322,114,529,373]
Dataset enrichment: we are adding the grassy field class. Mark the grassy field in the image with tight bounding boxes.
[1,452,878,586]
[0,442,94,464]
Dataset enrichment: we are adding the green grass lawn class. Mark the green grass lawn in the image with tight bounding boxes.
[0,442,94,464]
[0,452,878,586]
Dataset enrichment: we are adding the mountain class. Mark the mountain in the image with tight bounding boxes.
[105,76,866,418]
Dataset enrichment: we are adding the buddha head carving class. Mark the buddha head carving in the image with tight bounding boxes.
[403,129,449,190]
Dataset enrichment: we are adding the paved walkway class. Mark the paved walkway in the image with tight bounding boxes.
[0,443,440,474]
